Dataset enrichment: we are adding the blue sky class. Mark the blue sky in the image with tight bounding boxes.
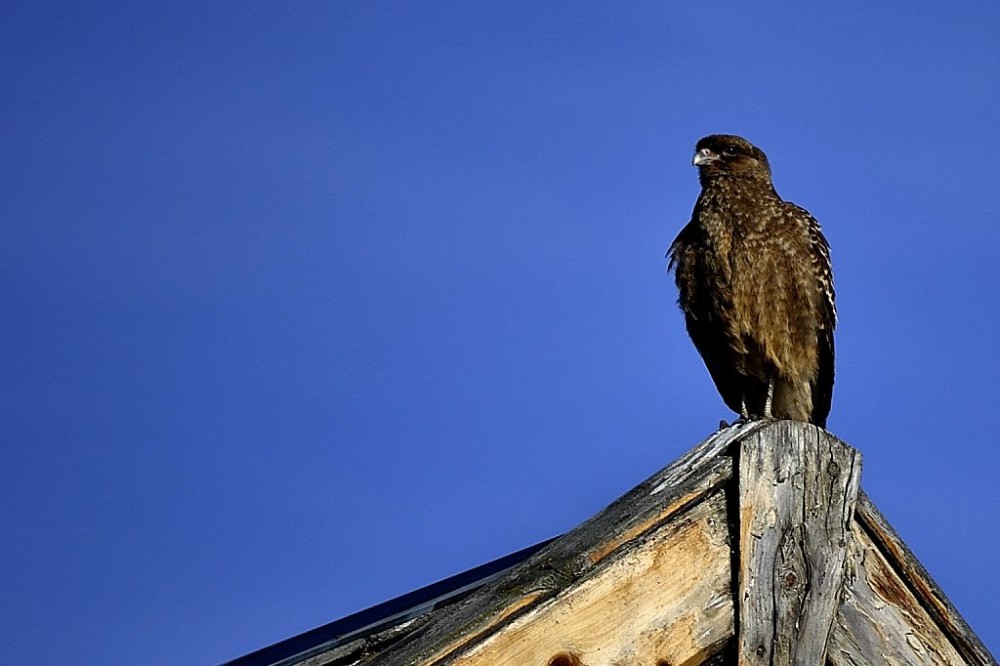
[3,2,999,663]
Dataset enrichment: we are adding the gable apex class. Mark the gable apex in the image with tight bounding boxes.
[227,422,996,666]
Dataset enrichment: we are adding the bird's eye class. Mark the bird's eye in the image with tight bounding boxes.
[723,145,739,156]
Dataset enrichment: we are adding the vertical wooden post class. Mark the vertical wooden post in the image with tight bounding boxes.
[737,421,862,665]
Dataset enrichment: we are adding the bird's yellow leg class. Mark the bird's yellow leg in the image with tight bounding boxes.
[763,378,774,419]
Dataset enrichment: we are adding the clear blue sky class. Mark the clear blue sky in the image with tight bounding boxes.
[3,3,998,663]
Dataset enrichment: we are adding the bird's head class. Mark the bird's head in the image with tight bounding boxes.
[693,135,772,185]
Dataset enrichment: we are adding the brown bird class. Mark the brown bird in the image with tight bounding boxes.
[668,134,836,427]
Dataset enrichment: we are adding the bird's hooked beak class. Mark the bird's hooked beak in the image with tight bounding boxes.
[692,147,718,167]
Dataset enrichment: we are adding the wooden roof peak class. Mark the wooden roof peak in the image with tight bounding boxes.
[230,421,997,666]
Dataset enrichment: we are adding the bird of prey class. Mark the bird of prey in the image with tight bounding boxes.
[667,134,836,427]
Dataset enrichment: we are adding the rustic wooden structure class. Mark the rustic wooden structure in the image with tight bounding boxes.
[227,421,995,666]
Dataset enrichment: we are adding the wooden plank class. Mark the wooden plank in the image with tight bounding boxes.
[827,494,998,666]
[737,421,862,665]
[828,514,969,665]
[447,490,733,666]
[359,422,765,666]
[275,421,996,666]
[856,494,997,665]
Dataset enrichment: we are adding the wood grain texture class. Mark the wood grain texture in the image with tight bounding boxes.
[290,421,994,666]
[359,422,765,666]
[827,494,999,666]
[448,491,733,666]
[737,421,861,665]
[828,519,967,665]
[855,494,997,665]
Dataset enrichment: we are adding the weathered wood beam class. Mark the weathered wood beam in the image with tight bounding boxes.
[446,491,734,666]
[827,493,999,666]
[363,422,767,665]
[737,421,862,665]
[297,420,994,666]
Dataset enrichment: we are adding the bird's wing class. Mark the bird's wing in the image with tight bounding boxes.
[670,218,752,418]
[666,221,696,267]
[685,312,769,418]
[804,211,836,427]
[812,327,835,428]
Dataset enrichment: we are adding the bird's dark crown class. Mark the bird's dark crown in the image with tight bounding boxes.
[693,134,771,183]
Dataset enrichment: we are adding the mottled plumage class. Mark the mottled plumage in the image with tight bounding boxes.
[668,135,836,427]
